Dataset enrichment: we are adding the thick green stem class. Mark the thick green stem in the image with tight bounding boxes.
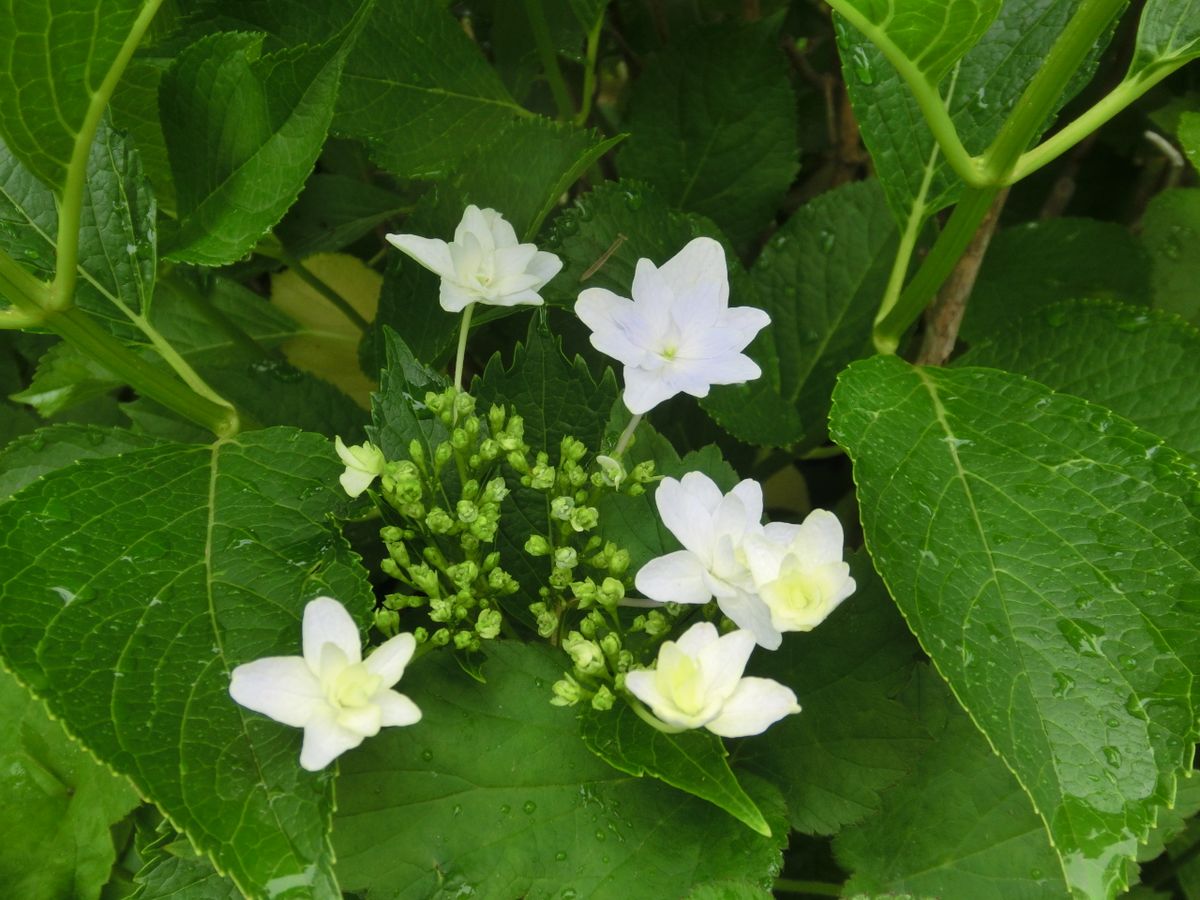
[574,15,604,126]
[524,0,575,120]
[872,0,1127,351]
[49,307,240,437]
[51,0,165,312]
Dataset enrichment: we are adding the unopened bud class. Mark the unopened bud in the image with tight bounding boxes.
[476,608,502,639]
[525,534,551,556]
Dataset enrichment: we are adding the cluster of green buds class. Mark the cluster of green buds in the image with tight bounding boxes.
[371,387,528,653]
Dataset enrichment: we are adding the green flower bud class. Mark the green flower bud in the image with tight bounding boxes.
[506,450,530,474]
[476,608,502,639]
[550,675,583,707]
[386,541,410,566]
[487,567,518,595]
[565,463,588,488]
[430,627,451,647]
[570,506,599,532]
[529,463,556,491]
[498,416,525,451]
[423,546,449,569]
[643,610,669,637]
[525,534,551,556]
[630,461,656,483]
[451,427,469,450]
[560,435,587,463]
[571,578,598,608]
[409,564,441,597]
[380,525,404,542]
[385,592,422,610]
[530,602,558,638]
[454,391,475,417]
[447,560,479,590]
[464,416,480,440]
[425,391,446,414]
[456,499,480,524]
[429,596,454,623]
[627,483,645,497]
[579,615,596,639]
[413,626,429,643]
[461,478,480,501]
[600,633,621,659]
[488,404,506,434]
[598,576,625,608]
[409,440,427,472]
[590,684,615,712]
[550,496,575,520]
[426,506,455,535]
[373,607,399,636]
[482,477,508,504]
[453,630,479,651]
[479,438,501,461]
[549,568,573,589]
[608,548,631,575]
[594,454,625,488]
[615,650,634,673]
[483,551,501,572]
[554,547,578,570]
[564,631,606,677]
[469,518,498,543]
[380,558,403,579]
[434,442,453,471]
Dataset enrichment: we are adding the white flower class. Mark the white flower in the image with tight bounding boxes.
[744,510,856,638]
[625,622,800,737]
[385,205,562,313]
[574,237,770,414]
[229,597,421,771]
[335,436,385,498]
[634,472,779,647]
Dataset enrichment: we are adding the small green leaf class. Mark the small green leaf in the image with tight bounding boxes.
[961,219,1152,343]
[1180,112,1200,176]
[0,423,160,498]
[957,299,1200,463]
[0,428,375,898]
[0,668,140,900]
[0,122,156,339]
[739,551,929,835]
[701,180,898,447]
[1141,188,1200,326]
[367,326,450,463]
[617,17,798,251]
[835,666,1069,899]
[1128,0,1200,79]
[334,642,788,897]
[161,6,369,265]
[830,356,1200,899]
[579,702,771,836]
[0,0,147,192]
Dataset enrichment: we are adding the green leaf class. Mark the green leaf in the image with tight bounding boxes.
[134,830,241,900]
[829,356,1200,899]
[961,218,1152,343]
[0,428,375,898]
[957,299,1200,463]
[333,0,528,179]
[0,0,147,192]
[109,58,177,214]
[0,423,160,498]
[0,668,140,900]
[1141,188,1200,326]
[453,117,624,242]
[579,702,771,836]
[161,7,367,266]
[334,642,788,897]
[617,16,798,251]
[833,0,1002,83]
[367,326,450,463]
[701,180,898,448]
[1181,112,1200,176]
[684,883,774,900]
[0,121,157,339]
[274,173,407,258]
[738,551,929,835]
[835,666,1069,899]
[1128,0,1200,79]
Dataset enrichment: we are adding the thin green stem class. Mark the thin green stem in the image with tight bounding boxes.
[614,412,642,457]
[1010,66,1182,181]
[625,695,688,733]
[773,878,843,896]
[51,0,165,312]
[823,0,986,188]
[0,250,51,316]
[453,303,475,398]
[524,0,575,120]
[266,248,371,332]
[574,15,604,126]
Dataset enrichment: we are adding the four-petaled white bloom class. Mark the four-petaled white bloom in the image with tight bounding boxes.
[335,436,385,499]
[634,472,778,647]
[744,510,856,639]
[229,597,421,771]
[625,622,800,737]
[574,237,770,414]
[386,205,562,313]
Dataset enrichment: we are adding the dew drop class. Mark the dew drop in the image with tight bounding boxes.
[500,804,511,814]
[594,828,606,842]
[1102,745,1122,768]
[555,851,567,862]
[523,800,537,814]
[849,44,875,84]
[1051,671,1075,699]
[420,749,433,762]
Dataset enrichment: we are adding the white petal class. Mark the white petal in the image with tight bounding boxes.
[334,435,356,468]
[303,597,362,672]
[743,532,786,587]
[793,509,847,565]
[717,589,782,650]
[696,628,756,701]
[674,351,761,387]
[654,476,716,557]
[526,250,563,285]
[634,550,712,604]
[677,471,724,513]
[229,656,324,727]
[625,670,704,730]
[337,703,382,738]
[656,238,729,307]
[492,244,538,280]
[482,207,519,248]
[484,286,545,307]
[374,689,422,727]
[385,234,455,280]
[630,258,674,332]
[339,467,377,499]
[439,281,479,313]
[673,621,720,656]
[364,632,417,687]
[763,521,802,544]
[622,365,679,415]
[730,479,764,531]
[705,677,801,738]
[455,205,494,251]
[575,289,647,367]
[299,707,364,770]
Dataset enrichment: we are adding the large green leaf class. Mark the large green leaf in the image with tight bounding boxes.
[701,180,898,447]
[1128,0,1200,79]
[0,0,148,192]
[0,428,375,898]
[161,6,367,266]
[617,16,798,251]
[1141,188,1200,326]
[0,423,160,498]
[274,173,407,258]
[0,668,140,900]
[109,57,176,214]
[334,642,788,897]
[738,551,928,835]
[829,356,1200,898]
[579,703,771,836]
[961,218,1152,342]
[958,300,1200,463]
[835,666,1069,899]
[0,121,156,339]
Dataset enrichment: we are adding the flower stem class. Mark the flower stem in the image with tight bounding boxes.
[453,302,476,400]
[574,14,604,126]
[523,0,575,120]
[614,412,642,457]
[626,695,688,734]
